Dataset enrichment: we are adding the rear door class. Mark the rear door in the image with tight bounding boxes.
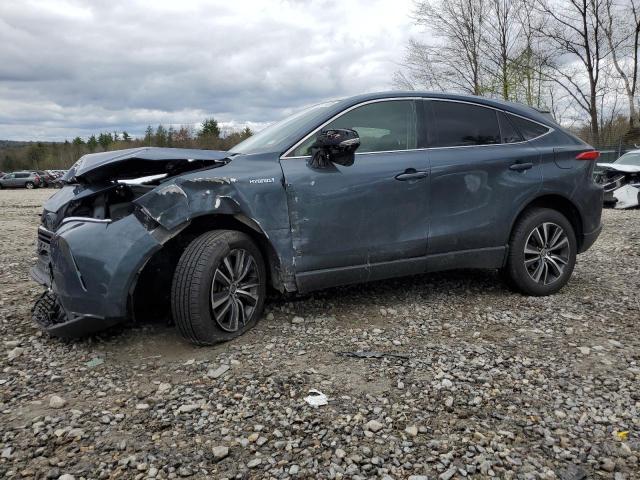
[424,100,543,256]
[15,173,29,186]
[280,98,431,280]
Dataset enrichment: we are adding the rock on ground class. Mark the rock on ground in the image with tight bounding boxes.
[0,189,638,478]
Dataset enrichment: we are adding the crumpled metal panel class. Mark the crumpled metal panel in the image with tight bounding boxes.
[63,147,230,183]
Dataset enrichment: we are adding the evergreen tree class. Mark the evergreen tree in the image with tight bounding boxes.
[144,125,154,146]
[155,124,168,147]
[199,118,220,138]
[87,135,98,152]
[98,132,113,150]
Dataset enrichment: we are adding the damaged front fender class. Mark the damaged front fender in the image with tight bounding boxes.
[31,214,183,336]
[134,177,244,230]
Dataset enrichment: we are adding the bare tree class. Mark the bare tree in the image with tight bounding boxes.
[484,0,521,100]
[396,0,488,95]
[600,0,640,128]
[535,0,607,144]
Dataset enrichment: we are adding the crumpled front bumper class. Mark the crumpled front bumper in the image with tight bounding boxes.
[30,214,163,337]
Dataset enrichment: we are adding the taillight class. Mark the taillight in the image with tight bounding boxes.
[576,150,600,160]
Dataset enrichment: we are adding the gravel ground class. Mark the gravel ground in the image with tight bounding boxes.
[0,188,639,480]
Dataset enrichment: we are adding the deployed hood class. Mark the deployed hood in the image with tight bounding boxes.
[597,162,640,173]
[63,147,230,184]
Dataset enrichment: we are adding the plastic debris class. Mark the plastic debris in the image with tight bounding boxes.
[85,357,104,368]
[616,431,629,441]
[304,389,328,407]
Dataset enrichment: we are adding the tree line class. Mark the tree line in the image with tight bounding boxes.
[394,0,640,146]
[0,118,252,172]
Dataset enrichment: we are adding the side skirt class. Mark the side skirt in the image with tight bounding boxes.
[295,246,506,293]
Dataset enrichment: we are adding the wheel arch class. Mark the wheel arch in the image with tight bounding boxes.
[180,213,285,292]
[129,212,287,323]
[511,194,584,250]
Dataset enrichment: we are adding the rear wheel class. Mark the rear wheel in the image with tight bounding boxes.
[171,230,266,345]
[505,208,577,296]
[25,182,35,189]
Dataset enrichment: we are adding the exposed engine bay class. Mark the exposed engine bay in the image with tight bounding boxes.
[42,183,153,231]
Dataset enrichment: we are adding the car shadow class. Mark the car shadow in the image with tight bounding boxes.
[51,268,510,351]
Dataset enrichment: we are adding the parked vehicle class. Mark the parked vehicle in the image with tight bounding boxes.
[32,170,56,187]
[46,169,68,188]
[30,92,603,344]
[0,171,41,189]
[594,150,640,208]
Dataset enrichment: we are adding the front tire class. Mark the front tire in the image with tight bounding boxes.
[505,208,577,296]
[171,230,266,345]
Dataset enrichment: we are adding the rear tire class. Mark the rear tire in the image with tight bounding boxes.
[504,208,577,296]
[171,230,266,345]
[25,182,35,189]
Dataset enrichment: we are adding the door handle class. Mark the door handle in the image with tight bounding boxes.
[395,169,429,181]
[509,162,533,171]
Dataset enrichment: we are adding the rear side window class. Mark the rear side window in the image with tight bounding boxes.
[498,112,523,143]
[429,101,501,147]
[15,173,29,178]
[507,114,550,140]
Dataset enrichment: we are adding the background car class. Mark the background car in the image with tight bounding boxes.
[32,170,55,187]
[594,150,640,208]
[0,171,42,189]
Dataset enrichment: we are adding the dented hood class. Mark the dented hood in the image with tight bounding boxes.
[63,147,230,184]
[596,162,640,174]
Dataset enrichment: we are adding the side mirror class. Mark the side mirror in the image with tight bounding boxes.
[309,128,360,168]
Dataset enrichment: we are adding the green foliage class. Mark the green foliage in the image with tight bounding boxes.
[155,125,168,147]
[199,118,220,138]
[144,126,153,146]
[87,135,98,152]
[98,132,113,150]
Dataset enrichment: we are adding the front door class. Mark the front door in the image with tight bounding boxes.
[280,99,430,285]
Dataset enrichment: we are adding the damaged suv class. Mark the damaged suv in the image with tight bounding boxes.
[595,150,640,208]
[31,92,603,345]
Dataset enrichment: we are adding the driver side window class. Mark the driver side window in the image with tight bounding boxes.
[291,100,417,157]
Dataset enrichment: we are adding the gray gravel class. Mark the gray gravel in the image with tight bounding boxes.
[1,189,639,479]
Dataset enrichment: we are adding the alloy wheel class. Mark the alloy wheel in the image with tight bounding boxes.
[210,248,260,332]
[523,222,570,286]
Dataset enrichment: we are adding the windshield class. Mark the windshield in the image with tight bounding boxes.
[230,101,337,155]
[615,152,640,166]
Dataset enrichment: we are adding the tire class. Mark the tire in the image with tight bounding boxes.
[25,182,35,189]
[504,208,577,296]
[171,230,266,345]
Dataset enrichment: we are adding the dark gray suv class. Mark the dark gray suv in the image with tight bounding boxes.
[31,92,603,344]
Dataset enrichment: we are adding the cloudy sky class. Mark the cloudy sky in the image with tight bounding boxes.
[0,0,419,141]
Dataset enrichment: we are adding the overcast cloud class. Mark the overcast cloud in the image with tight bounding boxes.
[0,0,418,141]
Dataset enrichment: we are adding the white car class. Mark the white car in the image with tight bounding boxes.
[595,150,640,209]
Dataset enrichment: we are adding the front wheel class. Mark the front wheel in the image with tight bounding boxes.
[504,208,577,296]
[171,230,266,345]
